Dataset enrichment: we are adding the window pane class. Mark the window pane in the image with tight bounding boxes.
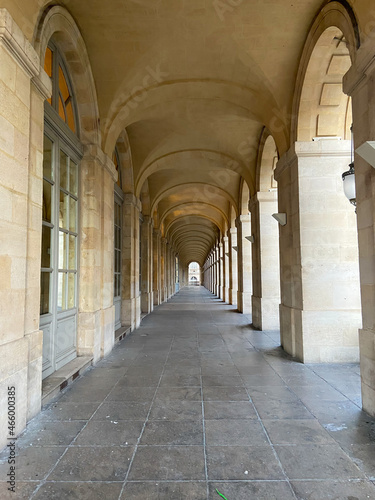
[60,150,68,190]
[40,272,50,315]
[43,180,52,223]
[68,235,76,270]
[59,191,69,229]
[57,272,67,311]
[114,275,117,297]
[58,231,67,269]
[41,225,51,268]
[59,95,66,122]
[67,273,75,309]
[43,135,53,180]
[66,100,76,133]
[44,47,53,79]
[69,196,77,232]
[59,65,70,103]
[70,160,78,196]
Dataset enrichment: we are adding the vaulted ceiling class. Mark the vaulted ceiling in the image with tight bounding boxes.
[4,0,362,265]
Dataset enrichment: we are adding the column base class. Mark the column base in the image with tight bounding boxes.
[280,303,361,363]
[359,329,375,417]
[252,296,280,331]
[237,291,251,314]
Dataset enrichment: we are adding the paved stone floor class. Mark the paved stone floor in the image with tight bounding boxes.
[1,286,375,499]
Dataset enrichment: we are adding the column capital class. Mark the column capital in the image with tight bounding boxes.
[123,193,142,211]
[153,228,161,238]
[249,191,277,210]
[83,144,118,183]
[235,215,250,227]
[230,227,237,235]
[223,236,229,243]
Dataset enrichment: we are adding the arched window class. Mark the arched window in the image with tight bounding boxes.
[44,42,77,134]
[40,41,82,379]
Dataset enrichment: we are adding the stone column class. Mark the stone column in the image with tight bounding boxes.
[215,245,220,296]
[219,242,224,300]
[223,236,230,303]
[161,238,167,302]
[141,216,153,314]
[344,36,375,415]
[275,141,361,363]
[121,194,142,330]
[250,192,280,330]
[153,229,161,306]
[229,228,238,305]
[100,154,117,357]
[236,215,252,314]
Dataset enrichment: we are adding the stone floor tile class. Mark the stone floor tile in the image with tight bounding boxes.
[204,401,257,419]
[154,386,202,402]
[253,399,314,420]
[208,481,295,499]
[263,419,336,445]
[107,386,156,402]
[47,446,134,481]
[121,482,207,499]
[40,402,100,421]
[276,444,365,480]
[0,447,66,481]
[206,445,284,480]
[159,373,201,387]
[0,481,38,500]
[128,446,206,480]
[16,420,85,447]
[32,482,123,500]
[202,375,244,387]
[140,420,203,445]
[205,419,268,446]
[149,400,203,420]
[343,444,375,479]
[291,480,375,499]
[74,420,144,446]
[241,374,286,387]
[93,401,150,421]
[203,386,249,401]
[118,375,160,387]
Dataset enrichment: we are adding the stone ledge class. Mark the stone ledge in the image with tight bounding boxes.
[115,324,131,343]
[42,356,93,405]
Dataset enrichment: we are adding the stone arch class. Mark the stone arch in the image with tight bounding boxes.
[256,129,279,192]
[239,179,250,215]
[33,5,100,146]
[114,130,135,194]
[292,0,360,143]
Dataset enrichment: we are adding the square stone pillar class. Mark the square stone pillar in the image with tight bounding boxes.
[215,245,220,296]
[0,10,51,447]
[161,238,167,302]
[344,38,375,415]
[236,215,252,314]
[153,229,161,306]
[275,141,361,363]
[229,228,238,305]
[141,216,153,314]
[219,242,224,300]
[250,192,280,330]
[121,194,141,330]
[80,148,117,360]
[223,236,230,302]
